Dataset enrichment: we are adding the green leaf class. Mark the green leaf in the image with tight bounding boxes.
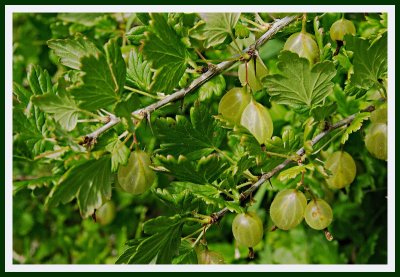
[13,175,59,195]
[126,26,149,45]
[173,182,243,213]
[200,13,240,48]
[115,240,142,264]
[156,154,229,185]
[13,106,52,157]
[197,75,226,102]
[265,129,302,156]
[346,34,387,90]
[27,64,53,95]
[143,13,188,93]
[172,240,198,264]
[264,51,336,111]
[48,34,100,70]
[341,112,370,144]
[124,215,185,264]
[126,48,153,92]
[50,36,125,111]
[114,94,140,132]
[13,82,32,106]
[105,138,130,172]
[278,164,315,181]
[310,102,337,121]
[70,53,121,111]
[155,102,226,160]
[46,156,114,218]
[57,13,105,27]
[153,188,199,213]
[104,37,126,95]
[31,90,81,131]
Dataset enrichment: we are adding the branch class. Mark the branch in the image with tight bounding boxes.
[210,105,375,222]
[83,15,299,141]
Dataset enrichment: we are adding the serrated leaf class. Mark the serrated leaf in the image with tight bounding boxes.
[114,94,140,132]
[143,13,188,93]
[31,90,81,131]
[346,34,387,90]
[155,102,226,160]
[27,64,53,95]
[13,175,59,195]
[126,26,149,45]
[124,215,185,264]
[70,53,121,110]
[156,154,229,185]
[104,37,126,95]
[197,75,226,102]
[264,51,336,111]
[126,48,152,92]
[105,138,130,172]
[341,112,370,144]
[115,240,142,264]
[265,128,302,155]
[173,182,243,213]
[172,240,198,264]
[200,13,240,48]
[150,63,187,94]
[46,156,113,218]
[13,82,32,106]
[278,164,315,181]
[50,36,125,111]
[13,105,52,157]
[57,13,105,27]
[310,102,337,121]
[48,34,100,70]
[153,188,199,213]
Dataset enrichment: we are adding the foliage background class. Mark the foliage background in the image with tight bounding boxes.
[12,12,387,264]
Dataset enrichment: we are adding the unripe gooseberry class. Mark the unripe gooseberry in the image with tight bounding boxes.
[96,201,116,226]
[117,150,156,195]
[232,212,264,247]
[238,55,269,92]
[325,151,357,189]
[240,99,273,145]
[283,32,319,64]
[304,199,333,230]
[370,104,387,124]
[269,189,307,230]
[197,249,225,264]
[365,123,387,161]
[218,87,251,124]
[330,18,356,42]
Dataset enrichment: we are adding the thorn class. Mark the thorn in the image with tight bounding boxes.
[268,179,273,188]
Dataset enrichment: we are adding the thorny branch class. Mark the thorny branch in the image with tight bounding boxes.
[83,15,299,143]
[209,105,376,223]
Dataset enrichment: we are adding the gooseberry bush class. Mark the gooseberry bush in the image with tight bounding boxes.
[12,12,388,264]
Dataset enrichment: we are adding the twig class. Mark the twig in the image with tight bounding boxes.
[210,105,375,222]
[83,113,121,143]
[82,15,299,141]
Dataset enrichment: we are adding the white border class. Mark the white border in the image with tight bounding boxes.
[5,5,395,272]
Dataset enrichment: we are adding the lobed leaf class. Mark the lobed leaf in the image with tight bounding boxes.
[264,51,336,111]
[46,156,114,218]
